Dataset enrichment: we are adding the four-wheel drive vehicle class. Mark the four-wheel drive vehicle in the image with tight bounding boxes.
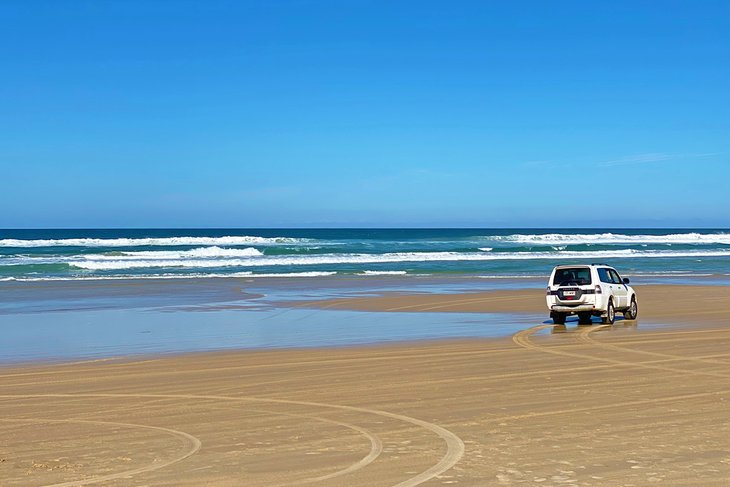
[546,264,637,325]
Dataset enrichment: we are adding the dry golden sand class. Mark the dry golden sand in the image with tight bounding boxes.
[1,284,730,486]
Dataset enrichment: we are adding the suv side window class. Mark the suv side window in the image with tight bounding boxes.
[609,269,623,284]
[598,268,612,283]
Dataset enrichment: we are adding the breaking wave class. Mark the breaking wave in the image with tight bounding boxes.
[87,247,264,260]
[0,236,313,248]
[0,271,339,281]
[67,248,730,271]
[492,232,730,245]
[359,270,408,276]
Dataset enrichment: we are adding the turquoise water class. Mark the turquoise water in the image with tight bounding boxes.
[2,228,730,281]
[2,228,720,363]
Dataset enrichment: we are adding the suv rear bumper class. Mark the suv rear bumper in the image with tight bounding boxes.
[551,304,595,313]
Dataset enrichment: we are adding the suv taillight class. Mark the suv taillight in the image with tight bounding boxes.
[546,287,551,296]
[595,285,602,294]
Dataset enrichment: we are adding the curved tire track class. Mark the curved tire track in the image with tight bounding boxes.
[513,325,730,379]
[234,407,383,486]
[0,417,201,487]
[0,393,464,487]
[577,324,730,366]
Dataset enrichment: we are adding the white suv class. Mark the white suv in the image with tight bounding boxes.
[546,264,637,325]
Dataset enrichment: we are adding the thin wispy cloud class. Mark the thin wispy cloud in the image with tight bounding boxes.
[520,160,553,167]
[597,152,718,167]
[519,153,718,169]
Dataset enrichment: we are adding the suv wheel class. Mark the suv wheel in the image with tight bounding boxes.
[552,312,566,325]
[602,300,615,325]
[624,298,638,320]
[578,312,592,325]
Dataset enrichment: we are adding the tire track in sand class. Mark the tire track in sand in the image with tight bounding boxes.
[0,417,201,487]
[204,405,384,486]
[577,324,730,366]
[0,393,464,487]
[42,398,385,487]
[513,325,730,379]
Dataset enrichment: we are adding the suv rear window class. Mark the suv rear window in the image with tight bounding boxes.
[553,267,592,285]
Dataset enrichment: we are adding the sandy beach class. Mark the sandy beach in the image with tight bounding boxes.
[5,0,728,483]
[2,284,730,486]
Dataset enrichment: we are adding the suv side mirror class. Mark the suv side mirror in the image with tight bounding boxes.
[623,278,630,284]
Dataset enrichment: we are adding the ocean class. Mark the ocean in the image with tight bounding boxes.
[3,227,726,362]
[2,228,730,282]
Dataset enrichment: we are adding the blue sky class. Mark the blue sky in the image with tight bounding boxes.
[1,0,728,228]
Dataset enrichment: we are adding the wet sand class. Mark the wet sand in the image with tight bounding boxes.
[2,284,730,485]
[297,284,730,325]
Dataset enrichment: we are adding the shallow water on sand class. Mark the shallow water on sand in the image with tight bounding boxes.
[0,306,548,363]
[0,275,680,364]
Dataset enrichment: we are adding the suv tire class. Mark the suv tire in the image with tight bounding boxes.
[552,312,566,325]
[578,312,592,325]
[602,300,615,325]
[624,298,638,320]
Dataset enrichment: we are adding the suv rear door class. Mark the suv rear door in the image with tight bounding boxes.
[597,267,619,307]
[609,268,628,308]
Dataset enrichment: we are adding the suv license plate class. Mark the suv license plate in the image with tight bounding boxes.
[564,291,576,296]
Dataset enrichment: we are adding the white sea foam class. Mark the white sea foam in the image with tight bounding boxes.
[66,248,730,270]
[0,271,339,282]
[629,272,715,277]
[0,236,313,248]
[86,247,264,260]
[247,271,338,278]
[8,232,726,249]
[476,275,542,279]
[358,270,408,276]
[479,247,493,252]
[493,232,730,245]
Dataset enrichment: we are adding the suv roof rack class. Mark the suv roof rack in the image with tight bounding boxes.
[591,263,608,266]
